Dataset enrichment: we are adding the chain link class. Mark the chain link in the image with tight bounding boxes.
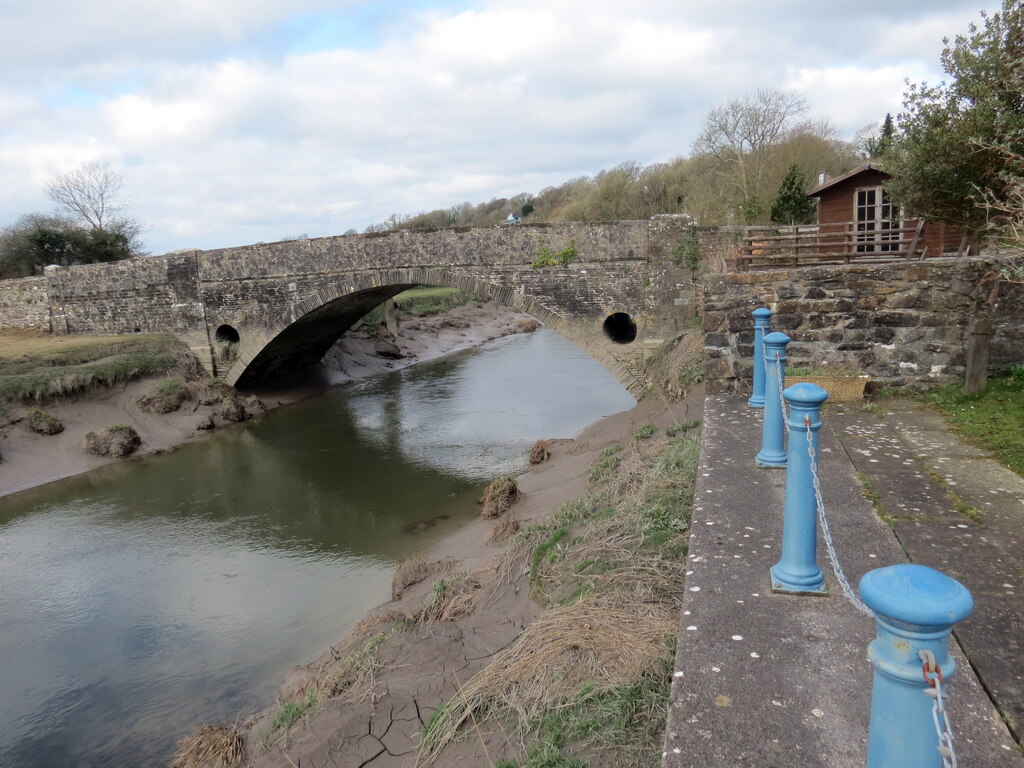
[920,650,959,768]
[765,349,790,434]
[804,418,874,617]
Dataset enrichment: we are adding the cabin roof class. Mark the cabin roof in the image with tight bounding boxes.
[807,162,890,197]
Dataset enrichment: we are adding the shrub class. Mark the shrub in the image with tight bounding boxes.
[672,226,702,271]
[532,239,578,268]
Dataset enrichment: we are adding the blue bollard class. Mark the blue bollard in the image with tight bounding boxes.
[748,307,773,408]
[770,382,829,594]
[861,564,973,768]
[755,332,790,468]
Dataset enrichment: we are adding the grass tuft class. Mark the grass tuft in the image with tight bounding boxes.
[413,573,481,625]
[169,724,245,768]
[920,372,1024,476]
[480,475,520,519]
[529,439,552,465]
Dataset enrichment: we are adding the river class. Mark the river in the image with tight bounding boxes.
[0,328,635,768]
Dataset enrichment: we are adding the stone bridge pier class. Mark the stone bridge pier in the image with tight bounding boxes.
[1,218,717,396]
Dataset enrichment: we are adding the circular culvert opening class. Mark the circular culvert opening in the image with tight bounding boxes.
[603,312,637,344]
[215,325,240,344]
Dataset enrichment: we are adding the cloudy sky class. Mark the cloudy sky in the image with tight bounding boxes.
[0,0,991,255]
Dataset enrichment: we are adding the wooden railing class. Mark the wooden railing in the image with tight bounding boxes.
[736,220,926,271]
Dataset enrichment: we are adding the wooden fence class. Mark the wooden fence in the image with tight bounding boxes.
[736,220,934,271]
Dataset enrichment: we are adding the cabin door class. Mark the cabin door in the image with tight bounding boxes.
[855,187,899,253]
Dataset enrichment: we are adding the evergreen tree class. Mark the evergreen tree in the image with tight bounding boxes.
[877,113,895,156]
[769,164,816,225]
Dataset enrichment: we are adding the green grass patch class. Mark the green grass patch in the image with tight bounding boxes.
[525,653,674,768]
[269,692,317,732]
[665,420,700,437]
[393,286,480,317]
[677,363,703,385]
[919,372,1024,476]
[356,286,481,332]
[588,452,621,484]
[632,424,656,440]
[530,528,569,589]
[0,333,188,403]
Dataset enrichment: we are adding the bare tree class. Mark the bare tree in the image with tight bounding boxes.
[46,160,127,231]
[692,88,807,222]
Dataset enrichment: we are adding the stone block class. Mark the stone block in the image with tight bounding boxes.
[774,314,802,330]
[705,357,734,380]
[875,311,920,328]
[704,332,730,347]
[854,296,886,310]
[775,282,800,299]
[866,327,896,343]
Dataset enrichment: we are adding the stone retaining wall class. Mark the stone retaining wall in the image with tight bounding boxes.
[703,256,1024,393]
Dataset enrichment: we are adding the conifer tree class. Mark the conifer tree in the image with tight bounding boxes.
[769,164,816,225]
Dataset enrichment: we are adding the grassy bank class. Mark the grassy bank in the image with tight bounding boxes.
[919,367,1024,476]
[418,421,701,767]
[219,423,701,768]
[0,332,190,404]
[358,286,481,332]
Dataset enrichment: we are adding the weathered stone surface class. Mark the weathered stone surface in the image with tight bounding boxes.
[703,255,1024,392]
[3,220,737,398]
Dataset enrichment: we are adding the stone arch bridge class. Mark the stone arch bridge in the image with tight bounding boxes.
[5,218,712,395]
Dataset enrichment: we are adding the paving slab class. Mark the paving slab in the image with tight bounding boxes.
[663,395,1020,767]
[829,399,1024,741]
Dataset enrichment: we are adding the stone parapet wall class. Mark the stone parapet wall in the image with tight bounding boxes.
[0,221,664,393]
[198,224,649,331]
[642,220,741,339]
[703,256,1024,393]
[43,254,204,336]
[0,276,51,332]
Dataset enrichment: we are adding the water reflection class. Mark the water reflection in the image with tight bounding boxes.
[0,329,634,767]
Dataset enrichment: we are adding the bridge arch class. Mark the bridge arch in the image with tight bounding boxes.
[219,267,643,395]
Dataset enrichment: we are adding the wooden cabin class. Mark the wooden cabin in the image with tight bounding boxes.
[735,163,971,271]
[807,163,967,258]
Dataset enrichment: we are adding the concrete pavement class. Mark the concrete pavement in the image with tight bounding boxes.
[662,395,1022,767]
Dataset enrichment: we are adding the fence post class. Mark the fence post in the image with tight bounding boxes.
[748,307,773,408]
[860,564,974,768]
[770,382,828,594]
[755,332,790,468]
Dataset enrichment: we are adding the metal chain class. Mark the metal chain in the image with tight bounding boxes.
[804,418,873,617]
[921,649,959,768]
[803,410,959,765]
[765,349,790,434]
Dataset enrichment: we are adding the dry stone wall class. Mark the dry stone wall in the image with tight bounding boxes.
[703,256,1024,393]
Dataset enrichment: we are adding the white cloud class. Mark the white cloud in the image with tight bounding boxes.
[0,0,989,253]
